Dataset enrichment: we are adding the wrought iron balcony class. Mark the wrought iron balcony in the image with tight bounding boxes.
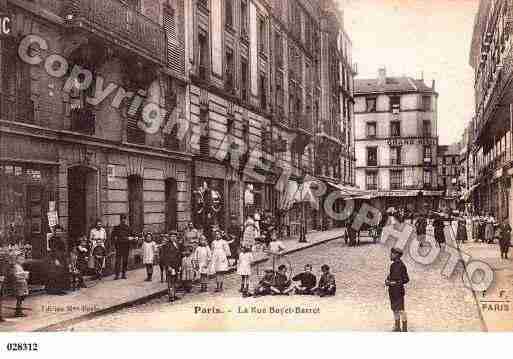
[66,0,166,65]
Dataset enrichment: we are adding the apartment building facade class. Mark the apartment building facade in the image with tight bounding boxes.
[186,0,356,233]
[354,68,441,212]
[469,0,513,222]
[437,143,462,210]
[0,0,191,258]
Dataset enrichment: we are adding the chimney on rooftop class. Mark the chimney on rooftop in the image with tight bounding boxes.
[378,67,386,86]
[432,80,436,91]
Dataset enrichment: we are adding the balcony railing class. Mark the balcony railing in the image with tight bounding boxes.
[67,0,166,64]
[0,94,35,124]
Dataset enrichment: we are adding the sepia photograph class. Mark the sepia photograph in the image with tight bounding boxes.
[0,0,512,348]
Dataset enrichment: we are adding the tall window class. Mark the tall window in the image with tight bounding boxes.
[366,171,378,190]
[275,32,283,68]
[390,170,403,190]
[258,16,267,54]
[422,95,432,111]
[423,120,431,137]
[276,71,284,116]
[198,32,209,80]
[241,0,248,37]
[225,0,233,29]
[367,147,378,166]
[1,38,34,124]
[225,48,234,91]
[390,96,401,111]
[390,146,401,165]
[366,122,377,138]
[366,97,376,112]
[240,58,248,102]
[390,121,401,137]
[259,74,267,109]
[423,169,432,187]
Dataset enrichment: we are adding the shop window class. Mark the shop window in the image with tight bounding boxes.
[128,175,144,233]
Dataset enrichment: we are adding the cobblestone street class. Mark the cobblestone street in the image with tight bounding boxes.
[63,231,486,331]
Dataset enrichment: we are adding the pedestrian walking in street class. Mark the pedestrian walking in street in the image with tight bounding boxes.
[181,248,194,294]
[485,217,495,244]
[415,215,427,247]
[433,215,446,249]
[499,221,512,259]
[10,253,29,317]
[386,248,410,332]
[111,214,132,280]
[160,231,182,301]
[211,230,231,292]
[292,264,317,295]
[193,236,212,293]
[237,246,253,297]
[317,264,336,297]
[142,233,157,282]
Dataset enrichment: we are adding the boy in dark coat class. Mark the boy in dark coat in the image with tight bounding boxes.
[253,269,275,297]
[292,264,317,295]
[386,248,410,332]
[159,232,183,302]
[317,264,336,297]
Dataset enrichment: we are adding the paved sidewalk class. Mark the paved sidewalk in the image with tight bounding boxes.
[0,228,345,332]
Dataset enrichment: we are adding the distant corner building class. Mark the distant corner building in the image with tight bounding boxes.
[353,68,442,212]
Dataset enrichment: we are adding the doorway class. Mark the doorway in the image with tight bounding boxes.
[68,166,98,240]
[165,178,178,231]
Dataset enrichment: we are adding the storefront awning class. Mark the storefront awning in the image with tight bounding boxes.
[353,189,444,200]
[325,181,370,198]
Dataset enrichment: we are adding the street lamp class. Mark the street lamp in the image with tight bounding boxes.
[297,170,307,243]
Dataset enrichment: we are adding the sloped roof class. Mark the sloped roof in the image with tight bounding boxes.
[355,77,435,95]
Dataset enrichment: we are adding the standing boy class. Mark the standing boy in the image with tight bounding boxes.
[386,248,410,332]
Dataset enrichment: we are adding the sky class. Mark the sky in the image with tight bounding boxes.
[340,0,478,145]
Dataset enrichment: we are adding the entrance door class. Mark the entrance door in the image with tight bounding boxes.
[165,178,177,231]
[68,166,98,240]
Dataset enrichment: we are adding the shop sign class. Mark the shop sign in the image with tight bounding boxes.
[387,138,437,146]
[0,13,12,37]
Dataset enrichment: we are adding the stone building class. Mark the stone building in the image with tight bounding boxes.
[469,0,513,222]
[354,68,442,212]
[185,0,356,233]
[437,143,462,210]
[0,0,191,259]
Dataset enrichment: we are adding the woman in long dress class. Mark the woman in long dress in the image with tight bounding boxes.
[210,231,231,292]
[485,217,495,244]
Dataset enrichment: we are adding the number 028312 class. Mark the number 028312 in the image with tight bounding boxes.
[6,343,39,352]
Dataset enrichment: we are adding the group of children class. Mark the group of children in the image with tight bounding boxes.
[250,263,337,298]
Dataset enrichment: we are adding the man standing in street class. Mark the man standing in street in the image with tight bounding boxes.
[111,214,132,280]
[386,248,410,332]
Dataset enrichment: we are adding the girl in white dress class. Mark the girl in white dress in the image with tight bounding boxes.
[211,231,231,292]
[193,236,212,292]
[142,233,157,281]
[237,246,253,297]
